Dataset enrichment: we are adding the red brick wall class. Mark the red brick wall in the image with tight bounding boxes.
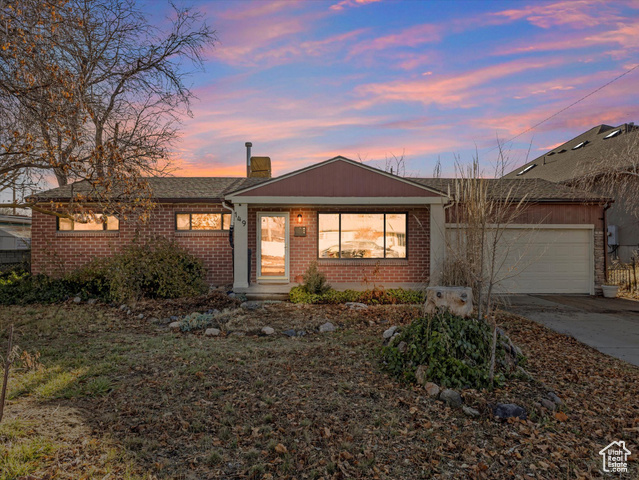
[247,206,431,285]
[31,203,234,285]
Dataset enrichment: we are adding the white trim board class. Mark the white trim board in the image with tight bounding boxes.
[226,196,449,205]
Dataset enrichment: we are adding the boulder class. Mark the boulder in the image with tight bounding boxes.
[540,398,556,411]
[119,304,128,311]
[397,341,407,353]
[283,329,297,337]
[462,406,480,418]
[73,296,82,303]
[261,326,275,336]
[205,328,221,337]
[345,302,368,310]
[241,301,263,310]
[169,321,181,332]
[137,314,144,320]
[319,322,336,333]
[87,298,98,305]
[439,389,462,408]
[424,286,473,318]
[415,365,428,385]
[547,392,563,405]
[383,326,398,339]
[424,382,440,398]
[492,403,527,421]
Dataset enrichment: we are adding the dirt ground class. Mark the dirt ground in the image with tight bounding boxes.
[1,297,638,479]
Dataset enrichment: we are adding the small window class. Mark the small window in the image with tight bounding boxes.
[572,141,588,150]
[547,151,555,156]
[176,213,231,231]
[517,164,537,176]
[604,129,621,139]
[318,213,406,259]
[57,215,119,231]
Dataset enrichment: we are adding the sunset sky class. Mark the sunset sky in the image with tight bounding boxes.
[145,0,639,178]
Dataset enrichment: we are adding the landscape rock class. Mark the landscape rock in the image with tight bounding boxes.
[283,329,297,337]
[73,296,82,303]
[462,406,480,418]
[424,382,440,398]
[241,301,263,310]
[169,321,181,332]
[126,310,132,315]
[439,389,463,408]
[345,302,368,310]
[87,298,98,305]
[119,304,128,311]
[319,322,336,333]
[547,392,563,405]
[540,398,556,411]
[297,330,307,337]
[137,314,144,320]
[229,331,245,337]
[424,286,473,318]
[261,326,275,336]
[492,403,527,421]
[383,326,398,339]
[415,365,428,385]
[205,328,221,337]
[397,341,407,353]
[170,315,179,321]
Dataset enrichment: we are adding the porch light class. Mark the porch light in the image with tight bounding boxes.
[297,214,303,224]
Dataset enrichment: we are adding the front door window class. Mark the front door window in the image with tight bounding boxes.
[259,214,287,278]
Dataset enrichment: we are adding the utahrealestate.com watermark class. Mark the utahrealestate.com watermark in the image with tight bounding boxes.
[599,441,630,474]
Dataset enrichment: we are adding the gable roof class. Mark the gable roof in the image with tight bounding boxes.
[502,123,639,182]
[31,177,268,202]
[227,156,447,198]
[413,178,608,202]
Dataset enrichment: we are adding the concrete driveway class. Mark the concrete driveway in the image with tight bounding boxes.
[502,295,639,367]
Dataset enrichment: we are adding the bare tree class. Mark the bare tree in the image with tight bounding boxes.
[442,148,530,385]
[0,0,215,221]
[571,130,639,219]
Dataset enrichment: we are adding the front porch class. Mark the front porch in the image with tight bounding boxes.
[235,282,428,301]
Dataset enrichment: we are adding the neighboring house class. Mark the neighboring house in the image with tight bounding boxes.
[0,214,31,250]
[503,122,639,262]
[0,214,31,265]
[30,156,608,295]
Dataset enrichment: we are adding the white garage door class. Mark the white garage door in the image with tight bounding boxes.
[493,227,593,294]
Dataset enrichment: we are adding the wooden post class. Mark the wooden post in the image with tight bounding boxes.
[0,324,14,424]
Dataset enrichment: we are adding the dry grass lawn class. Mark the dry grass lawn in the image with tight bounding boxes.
[0,299,637,479]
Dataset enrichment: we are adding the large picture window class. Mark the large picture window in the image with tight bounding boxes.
[176,213,232,231]
[58,215,119,231]
[318,213,406,258]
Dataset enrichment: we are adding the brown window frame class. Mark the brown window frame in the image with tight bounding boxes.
[317,212,408,260]
[175,212,231,231]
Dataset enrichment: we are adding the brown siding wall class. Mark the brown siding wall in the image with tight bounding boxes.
[237,160,440,198]
[247,206,431,285]
[31,204,234,285]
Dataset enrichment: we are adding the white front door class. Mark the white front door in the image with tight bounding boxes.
[257,213,289,282]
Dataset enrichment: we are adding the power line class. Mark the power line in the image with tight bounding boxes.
[486,62,639,153]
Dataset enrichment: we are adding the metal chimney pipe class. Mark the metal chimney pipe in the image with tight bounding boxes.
[245,142,252,177]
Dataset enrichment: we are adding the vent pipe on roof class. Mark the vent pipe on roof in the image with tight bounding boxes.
[245,142,252,177]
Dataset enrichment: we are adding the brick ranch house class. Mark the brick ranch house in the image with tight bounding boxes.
[31,156,609,295]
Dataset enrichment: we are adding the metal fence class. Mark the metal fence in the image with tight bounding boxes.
[608,258,638,291]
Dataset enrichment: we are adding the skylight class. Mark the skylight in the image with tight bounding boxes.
[558,149,567,153]
[604,129,622,139]
[517,164,536,176]
[572,141,588,150]
[547,151,555,156]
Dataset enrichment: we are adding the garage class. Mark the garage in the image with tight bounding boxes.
[493,226,594,295]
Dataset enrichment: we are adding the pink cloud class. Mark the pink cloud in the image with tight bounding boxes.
[330,0,382,11]
[349,23,441,57]
[354,58,558,108]
[494,17,639,56]
[492,0,619,29]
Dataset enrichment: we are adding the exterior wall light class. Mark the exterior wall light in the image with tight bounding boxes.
[297,214,303,224]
